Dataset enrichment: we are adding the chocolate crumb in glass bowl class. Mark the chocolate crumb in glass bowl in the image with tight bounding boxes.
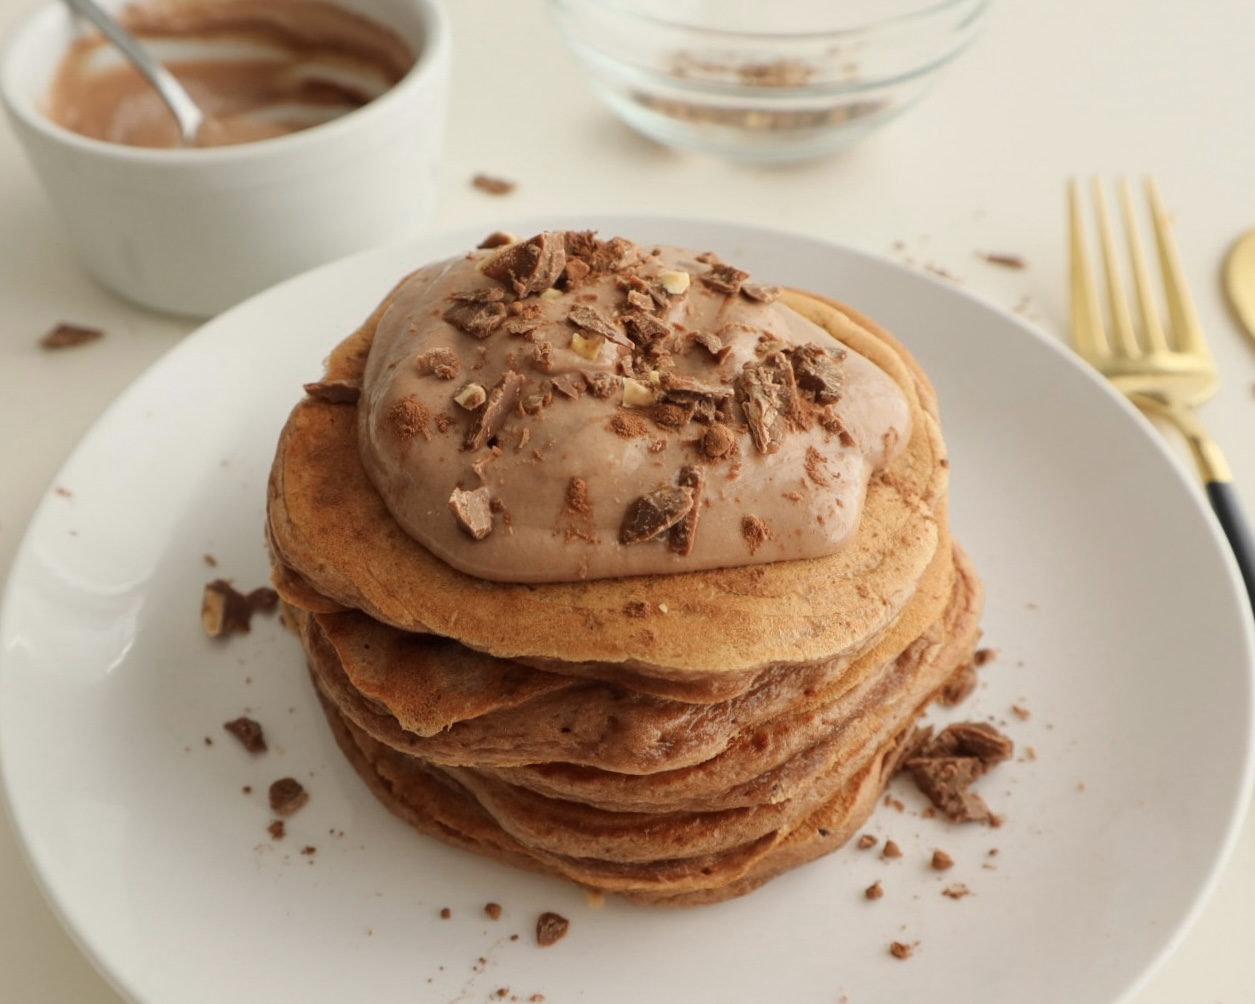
[535,911,569,947]
[39,322,103,349]
[223,716,267,753]
[268,777,309,816]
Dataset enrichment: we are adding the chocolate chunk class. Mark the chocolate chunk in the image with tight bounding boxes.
[39,322,103,350]
[563,231,632,274]
[416,346,462,379]
[659,373,734,426]
[268,777,308,816]
[551,372,585,399]
[484,903,503,920]
[668,466,705,556]
[584,372,619,399]
[619,485,694,544]
[223,716,267,753]
[449,486,495,539]
[903,723,1014,823]
[536,911,570,947]
[478,230,517,249]
[471,173,516,195]
[790,343,846,403]
[568,304,630,346]
[698,263,750,294]
[464,370,526,451]
[622,310,671,347]
[736,351,799,454]
[443,288,508,337]
[201,580,276,637]
[482,232,566,297]
[690,330,730,360]
[699,424,738,459]
[303,380,361,404]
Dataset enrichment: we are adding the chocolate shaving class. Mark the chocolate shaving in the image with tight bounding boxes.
[568,304,631,346]
[303,380,361,404]
[699,263,750,294]
[449,486,495,540]
[790,343,846,403]
[903,722,1013,823]
[443,288,508,337]
[464,370,526,450]
[223,716,267,753]
[669,466,705,555]
[736,351,799,453]
[482,232,566,297]
[619,485,694,544]
[740,283,782,303]
[39,322,103,350]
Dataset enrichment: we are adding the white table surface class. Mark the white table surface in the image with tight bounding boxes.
[3,0,1255,1001]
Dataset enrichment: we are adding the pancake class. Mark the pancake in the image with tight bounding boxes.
[264,230,989,906]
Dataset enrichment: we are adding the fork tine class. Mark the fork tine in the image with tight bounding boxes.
[1068,178,1107,359]
[1145,176,1211,359]
[1117,176,1170,355]
[1091,178,1140,355]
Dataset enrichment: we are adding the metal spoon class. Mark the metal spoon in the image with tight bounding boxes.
[1224,228,1255,344]
[61,0,205,145]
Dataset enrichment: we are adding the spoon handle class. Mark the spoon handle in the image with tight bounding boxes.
[61,0,204,144]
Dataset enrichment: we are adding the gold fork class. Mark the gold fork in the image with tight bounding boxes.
[1068,176,1255,612]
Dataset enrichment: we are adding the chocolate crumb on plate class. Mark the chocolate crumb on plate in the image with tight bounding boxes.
[978,251,1027,269]
[439,907,452,919]
[864,880,884,901]
[223,716,267,753]
[472,173,517,195]
[881,839,903,859]
[485,902,503,920]
[201,580,278,638]
[903,721,1014,823]
[268,777,309,816]
[39,322,103,350]
[535,911,569,947]
[931,849,955,871]
[268,820,286,840]
[889,941,915,960]
[856,833,878,850]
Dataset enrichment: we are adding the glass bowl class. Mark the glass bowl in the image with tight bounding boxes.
[550,0,989,163]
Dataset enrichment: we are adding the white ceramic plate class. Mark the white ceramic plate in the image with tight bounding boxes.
[2,218,1252,1004]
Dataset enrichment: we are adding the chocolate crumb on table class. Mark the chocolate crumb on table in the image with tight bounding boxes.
[484,902,503,920]
[268,777,309,816]
[535,911,569,947]
[39,321,103,349]
[223,716,267,753]
[889,941,915,960]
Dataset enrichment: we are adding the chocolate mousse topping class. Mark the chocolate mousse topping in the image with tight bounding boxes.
[354,231,912,583]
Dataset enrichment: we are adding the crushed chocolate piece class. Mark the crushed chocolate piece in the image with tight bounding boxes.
[736,351,799,454]
[856,834,878,850]
[740,514,770,555]
[562,256,592,286]
[622,310,671,346]
[471,173,516,195]
[609,410,650,439]
[937,661,978,706]
[536,911,569,947]
[449,486,495,540]
[566,477,592,515]
[268,777,308,816]
[223,716,267,753]
[551,372,585,399]
[804,446,832,486]
[268,820,286,840]
[303,380,361,404]
[699,262,750,294]
[584,372,619,399]
[889,941,914,960]
[568,303,630,346]
[443,287,509,337]
[201,580,277,637]
[521,381,554,414]
[669,465,704,556]
[439,907,452,919]
[619,485,694,544]
[482,232,566,297]
[881,839,903,859]
[39,322,103,350]
[529,339,554,372]
[790,343,846,403]
[485,902,503,920]
[820,406,858,447]
[563,231,632,275]
[699,423,738,460]
[478,230,517,249]
[973,647,997,666]
[864,880,884,901]
[464,370,526,451]
[931,849,955,871]
[942,883,972,899]
[389,395,432,442]
[415,346,462,379]
[740,282,782,303]
[904,723,1014,823]
[690,329,730,360]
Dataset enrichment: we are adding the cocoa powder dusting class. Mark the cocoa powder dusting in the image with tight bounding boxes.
[388,395,431,442]
[740,515,770,555]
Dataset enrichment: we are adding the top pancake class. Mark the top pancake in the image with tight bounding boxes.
[266,279,950,676]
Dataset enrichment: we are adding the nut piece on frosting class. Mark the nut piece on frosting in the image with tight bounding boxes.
[353,230,913,583]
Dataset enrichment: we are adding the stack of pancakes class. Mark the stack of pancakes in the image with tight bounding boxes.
[265,234,983,906]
